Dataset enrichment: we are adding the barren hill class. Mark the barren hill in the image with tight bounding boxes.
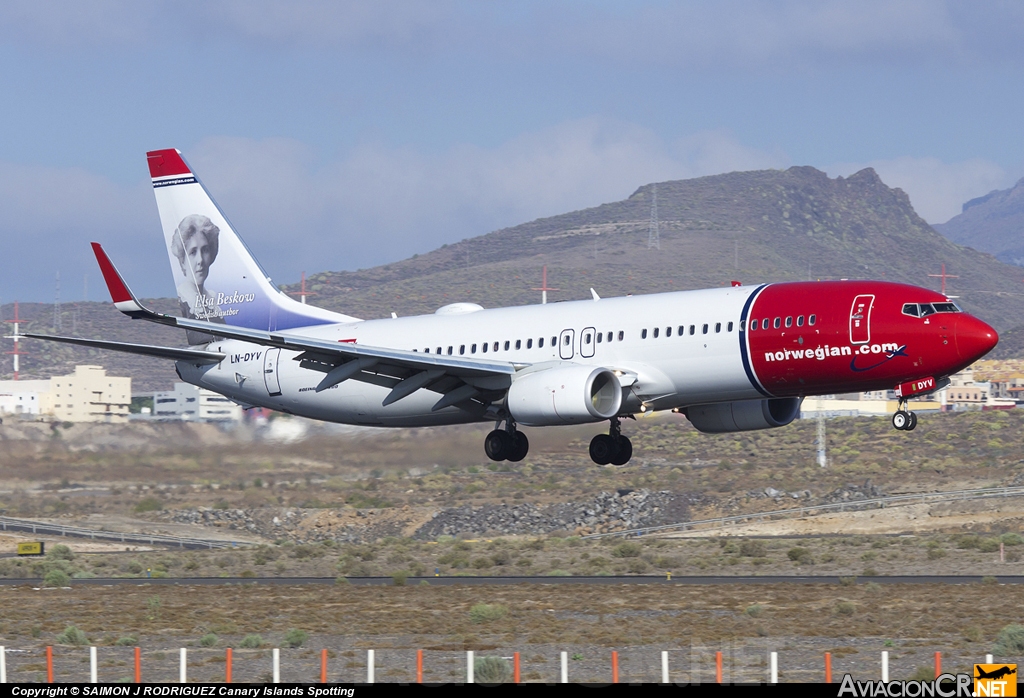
[286,166,1024,331]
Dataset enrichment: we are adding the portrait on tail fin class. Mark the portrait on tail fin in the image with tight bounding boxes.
[171,214,226,325]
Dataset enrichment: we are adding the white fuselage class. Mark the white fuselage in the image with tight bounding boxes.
[179,286,762,426]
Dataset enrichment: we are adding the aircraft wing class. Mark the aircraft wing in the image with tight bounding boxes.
[90,243,520,408]
[21,334,225,365]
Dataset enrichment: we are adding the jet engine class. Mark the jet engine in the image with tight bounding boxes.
[685,397,803,433]
[507,365,622,426]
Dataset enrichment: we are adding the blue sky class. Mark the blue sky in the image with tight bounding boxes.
[1,0,1023,302]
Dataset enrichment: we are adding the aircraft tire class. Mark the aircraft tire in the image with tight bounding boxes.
[508,431,529,462]
[484,429,512,461]
[589,434,617,465]
[906,411,918,431]
[610,436,632,465]
[892,411,909,430]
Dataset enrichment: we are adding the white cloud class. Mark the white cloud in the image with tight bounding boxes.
[826,156,1013,224]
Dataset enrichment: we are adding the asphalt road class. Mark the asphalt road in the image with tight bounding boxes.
[2,575,1023,586]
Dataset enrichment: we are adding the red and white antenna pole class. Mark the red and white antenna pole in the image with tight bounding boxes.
[928,263,959,296]
[287,272,317,305]
[531,265,560,305]
[5,301,27,380]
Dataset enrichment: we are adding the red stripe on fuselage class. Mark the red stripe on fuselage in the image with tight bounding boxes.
[746,281,971,396]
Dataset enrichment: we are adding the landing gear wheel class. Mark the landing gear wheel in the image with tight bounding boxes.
[508,431,530,462]
[589,433,618,465]
[610,436,633,465]
[905,411,918,431]
[892,411,909,430]
[484,429,512,461]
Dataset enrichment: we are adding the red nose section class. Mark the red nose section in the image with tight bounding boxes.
[955,316,998,362]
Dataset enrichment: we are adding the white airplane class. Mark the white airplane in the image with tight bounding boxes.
[29,149,999,465]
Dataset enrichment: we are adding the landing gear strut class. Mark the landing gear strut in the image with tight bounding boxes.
[892,400,918,431]
[589,417,633,465]
[484,418,529,462]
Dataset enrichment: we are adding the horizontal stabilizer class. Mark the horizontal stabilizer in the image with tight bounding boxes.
[23,334,225,365]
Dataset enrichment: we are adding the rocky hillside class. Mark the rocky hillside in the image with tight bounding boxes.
[935,177,1024,266]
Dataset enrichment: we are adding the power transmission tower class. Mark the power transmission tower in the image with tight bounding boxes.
[648,183,660,250]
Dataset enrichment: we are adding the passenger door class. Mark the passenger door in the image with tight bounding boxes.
[849,294,874,345]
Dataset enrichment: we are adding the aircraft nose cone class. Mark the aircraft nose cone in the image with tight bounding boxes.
[956,315,998,362]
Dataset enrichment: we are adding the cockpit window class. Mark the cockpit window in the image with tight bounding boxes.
[905,301,962,318]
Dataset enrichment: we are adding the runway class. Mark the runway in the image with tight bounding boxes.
[1,574,1022,586]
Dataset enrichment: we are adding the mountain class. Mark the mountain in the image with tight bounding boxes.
[9,165,1024,389]
[286,166,1024,330]
[934,177,1024,265]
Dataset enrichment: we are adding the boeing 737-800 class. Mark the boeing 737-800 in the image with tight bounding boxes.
[28,149,999,465]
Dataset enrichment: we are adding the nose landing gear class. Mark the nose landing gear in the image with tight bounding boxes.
[589,417,633,465]
[892,400,918,431]
[484,419,529,462]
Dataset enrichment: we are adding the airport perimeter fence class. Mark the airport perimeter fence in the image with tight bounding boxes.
[0,644,1013,684]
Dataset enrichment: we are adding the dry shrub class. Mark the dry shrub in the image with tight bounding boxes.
[469,603,508,624]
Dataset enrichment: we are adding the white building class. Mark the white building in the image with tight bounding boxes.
[0,379,49,416]
[0,367,130,422]
[152,382,242,422]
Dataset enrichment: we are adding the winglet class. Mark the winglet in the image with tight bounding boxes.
[91,242,147,316]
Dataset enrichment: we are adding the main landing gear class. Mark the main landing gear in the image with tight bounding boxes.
[589,417,633,465]
[484,419,529,462]
[892,400,918,431]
